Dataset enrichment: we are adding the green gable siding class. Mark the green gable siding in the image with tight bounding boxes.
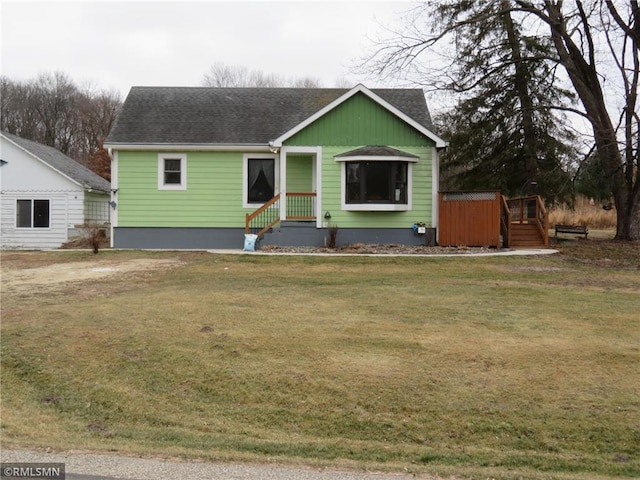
[117,151,251,227]
[285,92,435,147]
[286,155,313,192]
[320,146,433,228]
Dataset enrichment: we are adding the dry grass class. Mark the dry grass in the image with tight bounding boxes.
[1,246,639,480]
[548,196,617,229]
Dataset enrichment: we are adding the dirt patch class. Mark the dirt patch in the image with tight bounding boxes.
[1,258,185,295]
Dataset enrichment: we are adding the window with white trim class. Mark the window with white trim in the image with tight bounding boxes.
[158,153,187,190]
[346,161,408,205]
[16,199,50,228]
[243,154,278,207]
[336,147,417,211]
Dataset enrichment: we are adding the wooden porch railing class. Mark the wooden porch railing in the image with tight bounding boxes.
[500,195,511,248]
[506,195,549,247]
[286,192,317,220]
[245,192,317,239]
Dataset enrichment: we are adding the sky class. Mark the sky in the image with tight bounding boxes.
[0,0,419,100]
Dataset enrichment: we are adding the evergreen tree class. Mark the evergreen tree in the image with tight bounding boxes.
[366,0,578,204]
[363,0,639,239]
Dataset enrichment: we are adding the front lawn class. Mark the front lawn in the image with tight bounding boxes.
[1,241,638,479]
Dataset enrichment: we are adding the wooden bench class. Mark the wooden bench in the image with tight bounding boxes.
[555,224,588,239]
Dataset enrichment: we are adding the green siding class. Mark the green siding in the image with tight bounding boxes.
[117,151,250,227]
[117,93,436,230]
[320,146,433,229]
[285,92,435,147]
[286,155,313,192]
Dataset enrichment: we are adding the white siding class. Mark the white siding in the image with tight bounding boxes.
[0,136,108,249]
[0,193,79,249]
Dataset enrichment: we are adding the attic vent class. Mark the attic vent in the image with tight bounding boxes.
[442,192,497,201]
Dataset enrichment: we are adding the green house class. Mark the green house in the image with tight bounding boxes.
[104,84,447,249]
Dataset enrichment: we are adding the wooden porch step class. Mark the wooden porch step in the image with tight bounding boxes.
[510,223,545,248]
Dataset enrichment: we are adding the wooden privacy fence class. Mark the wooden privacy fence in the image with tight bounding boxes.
[439,191,502,247]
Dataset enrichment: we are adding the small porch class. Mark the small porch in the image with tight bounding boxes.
[245,191,317,238]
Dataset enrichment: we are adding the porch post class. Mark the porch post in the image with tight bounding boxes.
[279,149,286,221]
[432,147,440,235]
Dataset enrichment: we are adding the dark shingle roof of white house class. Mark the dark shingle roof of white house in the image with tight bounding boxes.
[1,131,110,192]
[106,86,435,145]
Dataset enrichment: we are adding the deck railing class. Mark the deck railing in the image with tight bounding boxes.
[506,195,548,246]
[500,195,511,247]
[245,192,317,239]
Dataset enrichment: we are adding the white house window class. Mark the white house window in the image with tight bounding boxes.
[158,153,187,190]
[346,161,408,205]
[17,199,50,228]
[336,146,418,212]
[244,154,277,206]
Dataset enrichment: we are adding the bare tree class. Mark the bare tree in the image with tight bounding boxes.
[0,72,121,179]
[513,0,639,240]
[202,62,322,88]
[361,0,639,240]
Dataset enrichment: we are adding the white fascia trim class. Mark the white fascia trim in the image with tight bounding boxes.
[1,132,83,189]
[335,155,419,163]
[104,143,271,152]
[271,84,448,148]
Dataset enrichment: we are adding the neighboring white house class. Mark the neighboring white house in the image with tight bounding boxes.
[0,131,111,249]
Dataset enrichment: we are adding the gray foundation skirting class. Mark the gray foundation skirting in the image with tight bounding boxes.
[113,226,436,250]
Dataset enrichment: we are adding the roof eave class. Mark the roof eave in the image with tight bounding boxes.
[104,142,272,152]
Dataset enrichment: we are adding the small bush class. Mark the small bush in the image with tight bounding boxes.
[326,224,339,249]
[65,224,108,253]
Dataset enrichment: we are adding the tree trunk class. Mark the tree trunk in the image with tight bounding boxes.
[541,0,639,240]
[501,0,539,194]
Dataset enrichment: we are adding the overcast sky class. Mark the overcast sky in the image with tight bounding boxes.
[1,0,418,100]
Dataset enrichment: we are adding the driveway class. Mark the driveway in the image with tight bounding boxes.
[1,450,446,480]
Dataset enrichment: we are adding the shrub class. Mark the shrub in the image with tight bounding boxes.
[326,224,339,249]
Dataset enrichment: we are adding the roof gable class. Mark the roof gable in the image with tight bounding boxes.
[274,84,446,148]
[0,131,110,192]
[282,90,436,147]
[105,85,445,148]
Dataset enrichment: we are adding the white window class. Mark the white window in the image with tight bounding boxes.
[336,147,417,211]
[16,199,50,228]
[243,154,278,207]
[346,161,409,205]
[339,160,414,211]
[158,153,187,190]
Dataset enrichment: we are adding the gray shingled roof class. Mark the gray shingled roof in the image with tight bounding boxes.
[106,86,435,145]
[335,145,420,158]
[1,131,110,192]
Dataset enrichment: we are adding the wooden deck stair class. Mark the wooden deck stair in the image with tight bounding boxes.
[510,223,546,248]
